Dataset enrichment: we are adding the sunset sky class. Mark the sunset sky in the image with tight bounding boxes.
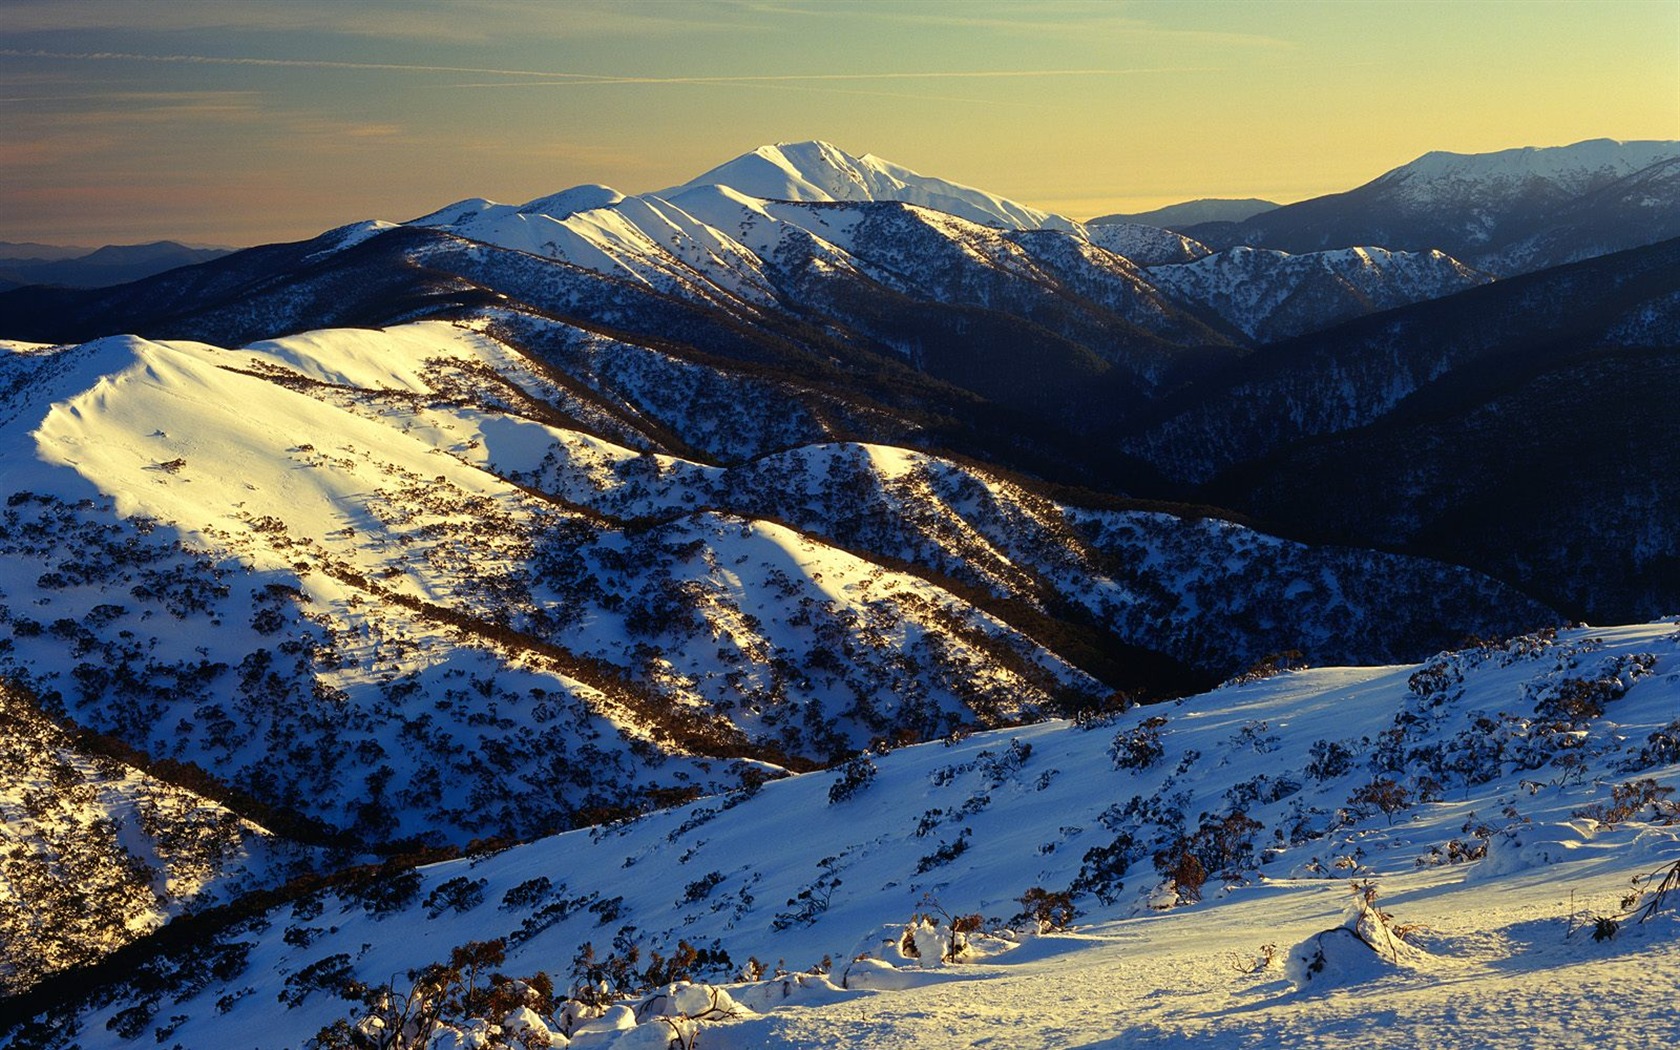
[3,0,1677,246]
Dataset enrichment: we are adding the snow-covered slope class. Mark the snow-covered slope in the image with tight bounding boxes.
[1085,221,1211,266]
[0,320,1554,862]
[1374,138,1680,210]
[1146,245,1491,342]
[18,622,1678,1048]
[0,680,307,994]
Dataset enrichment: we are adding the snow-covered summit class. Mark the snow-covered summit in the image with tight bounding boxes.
[1371,138,1680,207]
[664,139,1077,231]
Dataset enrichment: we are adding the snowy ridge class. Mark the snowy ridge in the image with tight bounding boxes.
[1147,245,1491,342]
[1085,221,1211,266]
[1185,137,1680,275]
[1377,138,1680,207]
[23,622,1680,1048]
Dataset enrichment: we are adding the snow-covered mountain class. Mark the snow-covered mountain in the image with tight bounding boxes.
[1,136,1676,1044]
[1185,138,1680,274]
[1084,221,1211,266]
[1373,138,1679,211]
[12,622,1678,1048]
[394,140,1477,354]
[2,139,1673,619]
[662,141,1076,231]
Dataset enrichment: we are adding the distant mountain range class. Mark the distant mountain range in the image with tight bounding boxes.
[0,240,234,290]
[1088,197,1278,228]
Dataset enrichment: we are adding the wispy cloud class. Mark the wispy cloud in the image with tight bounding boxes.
[1,48,1211,91]
[452,67,1214,89]
[733,0,1296,50]
[0,0,766,43]
[0,48,611,80]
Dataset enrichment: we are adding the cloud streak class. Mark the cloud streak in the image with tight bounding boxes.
[454,67,1214,88]
[0,48,1210,89]
[0,48,610,80]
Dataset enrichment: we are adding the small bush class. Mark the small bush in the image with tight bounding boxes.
[915,830,971,873]
[827,755,877,804]
[680,871,725,905]
[1575,778,1678,827]
[1015,887,1076,931]
[1109,716,1168,771]
[501,876,553,911]
[424,876,487,918]
[1305,739,1354,782]
[1348,778,1413,825]
[1071,833,1136,905]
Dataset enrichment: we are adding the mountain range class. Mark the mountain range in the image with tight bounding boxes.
[1,135,1677,1047]
[1181,138,1680,274]
[0,241,235,291]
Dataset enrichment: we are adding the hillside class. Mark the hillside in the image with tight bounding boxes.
[6,622,1676,1047]
[0,321,1553,863]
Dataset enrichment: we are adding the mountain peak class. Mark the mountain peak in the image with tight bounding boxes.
[662,140,1075,231]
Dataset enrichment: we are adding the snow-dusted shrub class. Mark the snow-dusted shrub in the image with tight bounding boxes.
[1304,738,1355,782]
[679,871,725,905]
[1109,715,1168,771]
[976,737,1033,786]
[772,856,842,931]
[424,876,488,918]
[1071,833,1137,905]
[1221,649,1307,687]
[106,1003,155,1040]
[1347,777,1413,825]
[1152,811,1264,904]
[638,983,743,1050]
[499,876,552,911]
[899,916,968,965]
[915,829,971,873]
[307,939,574,1050]
[1417,818,1494,866]
[1407,657,1465,707]
[1623,719,1680,772]
[1632,858,1680,923]
[1573,778,1678,827]
[827,754,877,804]
[1154,846,1207,905]
[279,952,354,1009]
[897,899,981,964]
[1014,886,1076,931]
[349,867,423,918]
[1285,882,1425,990]
[1231,719,1281,753]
